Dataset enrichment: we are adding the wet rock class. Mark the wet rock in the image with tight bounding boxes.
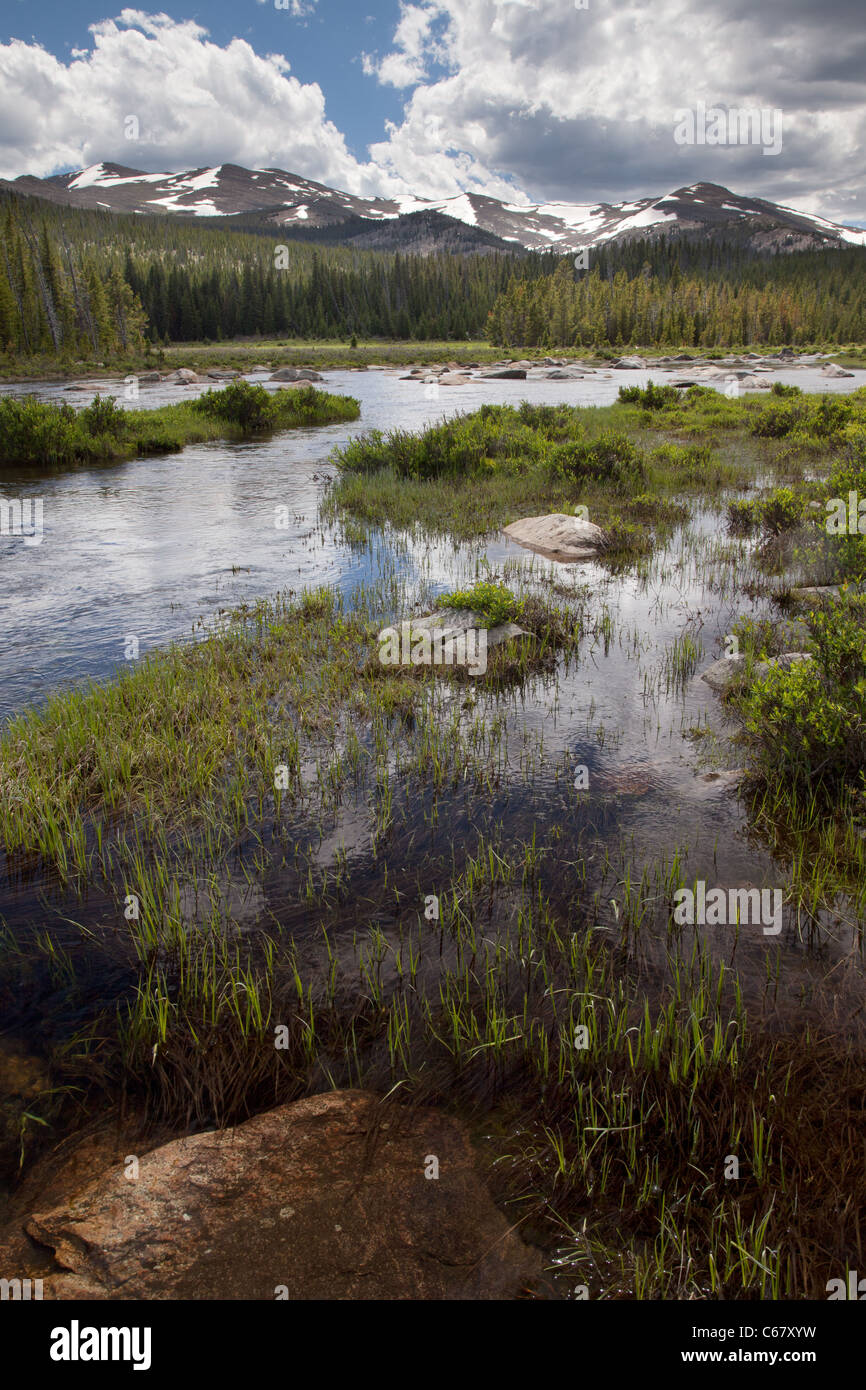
[269,367,323,383]
[26,1091,542,1301]
[478,367,527,380]
[752,652,813,681]
[136,371,162,384]
[788,584,843,606]
[701,654,747,691]
[165,368,201,384]
[402,609,529,663]
[700,770,746,789]
[503,513,607,561]
[437,372,473,386]
[206,369,240,380]
[701,651,812,692]
[0,1041,50,1102]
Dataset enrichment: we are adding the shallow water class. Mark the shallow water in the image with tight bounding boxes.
[1,363,863,723]
[0,365,862,1042]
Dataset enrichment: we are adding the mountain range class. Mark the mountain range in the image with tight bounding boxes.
[4,163,866,257]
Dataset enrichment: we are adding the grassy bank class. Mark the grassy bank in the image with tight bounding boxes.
[0,381,360,469]
[2,335,864,383]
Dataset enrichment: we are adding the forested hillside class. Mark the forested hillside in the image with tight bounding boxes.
[1,186,865,363]
[487,244,866,348]
[0,190,534,359]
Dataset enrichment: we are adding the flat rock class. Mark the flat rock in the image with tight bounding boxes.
[136,371,161,384]
[437,372,473,386]
[700,770,747,789]
[479,368,527,380]
[788,585,842,606]
[503,513,607,562]
[165,368,201,384]
[701,651,812,692]
[410,608,529,654]
[752,651,813,680]
[612,356,647,369]
[534,368,585,380]
[701,654,747,691]
[26,1091,542,1301]
[269,367,324,382]
[821,363,854,378]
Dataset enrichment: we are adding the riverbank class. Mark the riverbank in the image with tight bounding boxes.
[2,335,865,383]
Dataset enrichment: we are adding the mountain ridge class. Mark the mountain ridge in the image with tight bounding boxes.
[4,163,866,256]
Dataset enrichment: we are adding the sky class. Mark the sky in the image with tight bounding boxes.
[1,1,864,225]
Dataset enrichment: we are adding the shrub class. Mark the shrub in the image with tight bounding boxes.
[193,379,274,430]
[740,655,866,791]
[750,402,806,438]
[548,431,646,491]
[760,487,805,534]
[79,394,127,438]
[726,499,760,536]
[436,581,523,628]
[618,380,680,409]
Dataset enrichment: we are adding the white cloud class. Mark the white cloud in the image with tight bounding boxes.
[364,0,866,223]
[1,3,865,225]
[0,9,394,195]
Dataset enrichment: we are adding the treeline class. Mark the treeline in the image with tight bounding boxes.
[0,191,538,357]
[487,242,866,347]
[0,200,148,357]
[3,186,865,359]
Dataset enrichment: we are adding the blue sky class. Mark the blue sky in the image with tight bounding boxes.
[1,2,865,224]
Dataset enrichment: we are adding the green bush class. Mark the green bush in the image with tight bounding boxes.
[436,581,523,628]
[548,431,646,491]
[760,486,805,534]
[618,380,680,409]
[740,656,866,791]
[726,499,760,536]
[193,379,274,430]
[750,402,806,438]
[737,595,866,792]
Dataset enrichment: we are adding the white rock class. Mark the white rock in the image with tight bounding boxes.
[502,513,607,561]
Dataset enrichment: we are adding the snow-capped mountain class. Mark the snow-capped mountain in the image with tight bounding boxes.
[4,163,866,254]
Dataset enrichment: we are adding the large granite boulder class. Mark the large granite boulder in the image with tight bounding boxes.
[503,513,607,561]
[24,1091,542,1301]
[270,367,324,383]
